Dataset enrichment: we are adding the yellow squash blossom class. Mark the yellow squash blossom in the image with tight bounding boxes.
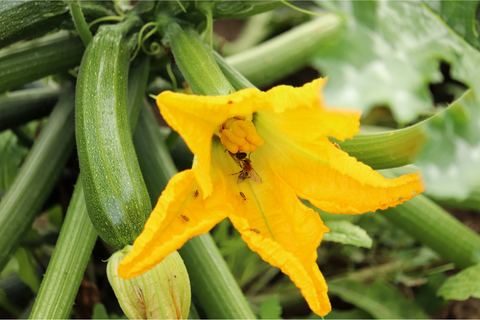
[118,78,424,316]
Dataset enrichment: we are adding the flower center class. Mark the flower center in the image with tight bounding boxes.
[217,118,264,153]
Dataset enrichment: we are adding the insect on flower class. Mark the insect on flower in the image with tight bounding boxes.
[229,152,262,184]
[239,192,247,201]
[193,190,199,198]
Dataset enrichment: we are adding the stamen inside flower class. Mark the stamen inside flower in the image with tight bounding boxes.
[218,119,264,153]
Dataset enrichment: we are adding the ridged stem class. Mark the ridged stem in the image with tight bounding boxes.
[29,178,97,319]
[381,194,480,269]
[0,89,75,272]
[0,87,61,132]
[226,15,342,87]
[0,31,84,93]
[68,0,93,47]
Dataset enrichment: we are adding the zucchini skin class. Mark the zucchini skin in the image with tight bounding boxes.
[0,0,69,49]
[76,21,151,250]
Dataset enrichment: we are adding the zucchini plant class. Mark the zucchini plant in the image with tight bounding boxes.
[0,1,479,319]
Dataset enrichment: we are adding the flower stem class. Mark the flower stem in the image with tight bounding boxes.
[133,103,256,319]
[67,0,93,47]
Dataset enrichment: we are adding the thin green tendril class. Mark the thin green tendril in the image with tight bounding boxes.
[149,94,157,100]
[87,16,123,28]
[141,26,162,55]
[166,63,178,92]
[175,0,187,13]
[280,0,326,16]
[114,3,126,17]
[130,22,157,62]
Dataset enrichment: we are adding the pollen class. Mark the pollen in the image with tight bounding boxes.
[219,119,264,153]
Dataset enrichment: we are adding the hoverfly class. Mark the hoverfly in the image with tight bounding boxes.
[228,152,262,184]
[239,192,247,201]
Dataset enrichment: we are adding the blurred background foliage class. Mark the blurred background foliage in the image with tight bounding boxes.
[1,0,480,319]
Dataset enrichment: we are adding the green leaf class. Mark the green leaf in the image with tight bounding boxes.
[260,296,282,319]
[312,1,480,124]
[0,130,28,190]
[415,90,480,200]
[328,279,429,319]
[322,308,373,319]
[323,220,372,249]
[416,273,448,315]
[92,303,110,319]
[437,264,480,300]
[14,247,40,294]
[425,1,480,50]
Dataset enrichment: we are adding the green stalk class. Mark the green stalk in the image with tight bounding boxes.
[127,55,150,133]
[0,87,61,132]
[332,125,426,170]
[0,89,75,273]
[29,178,97,320]
[133,102,256,319]
[0,31,84,93]
[381,194,480,269]
[133,102,177,196]
[30,56,150,318]
[68,0,93,47]
[226,15,342,87]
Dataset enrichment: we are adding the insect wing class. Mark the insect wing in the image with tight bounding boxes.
[249,168,262,183]
[228,151,243,168]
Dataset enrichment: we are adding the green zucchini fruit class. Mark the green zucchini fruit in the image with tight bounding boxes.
[76,19,151,250]
[0,31,84,93]
[0,0,69,49]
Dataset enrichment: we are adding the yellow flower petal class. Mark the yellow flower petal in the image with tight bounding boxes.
[258,78,361,141]
[256,121,424,214]
[118,169,228,279]
[157,89,265,197]
[211,141,331,316]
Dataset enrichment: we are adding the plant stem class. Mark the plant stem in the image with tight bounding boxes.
[0,89,75,273]
[68,0,93,46]
[226,15,342,87]
[0,87,61,132]
[381,194,480,269]
[29,178,97,319]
